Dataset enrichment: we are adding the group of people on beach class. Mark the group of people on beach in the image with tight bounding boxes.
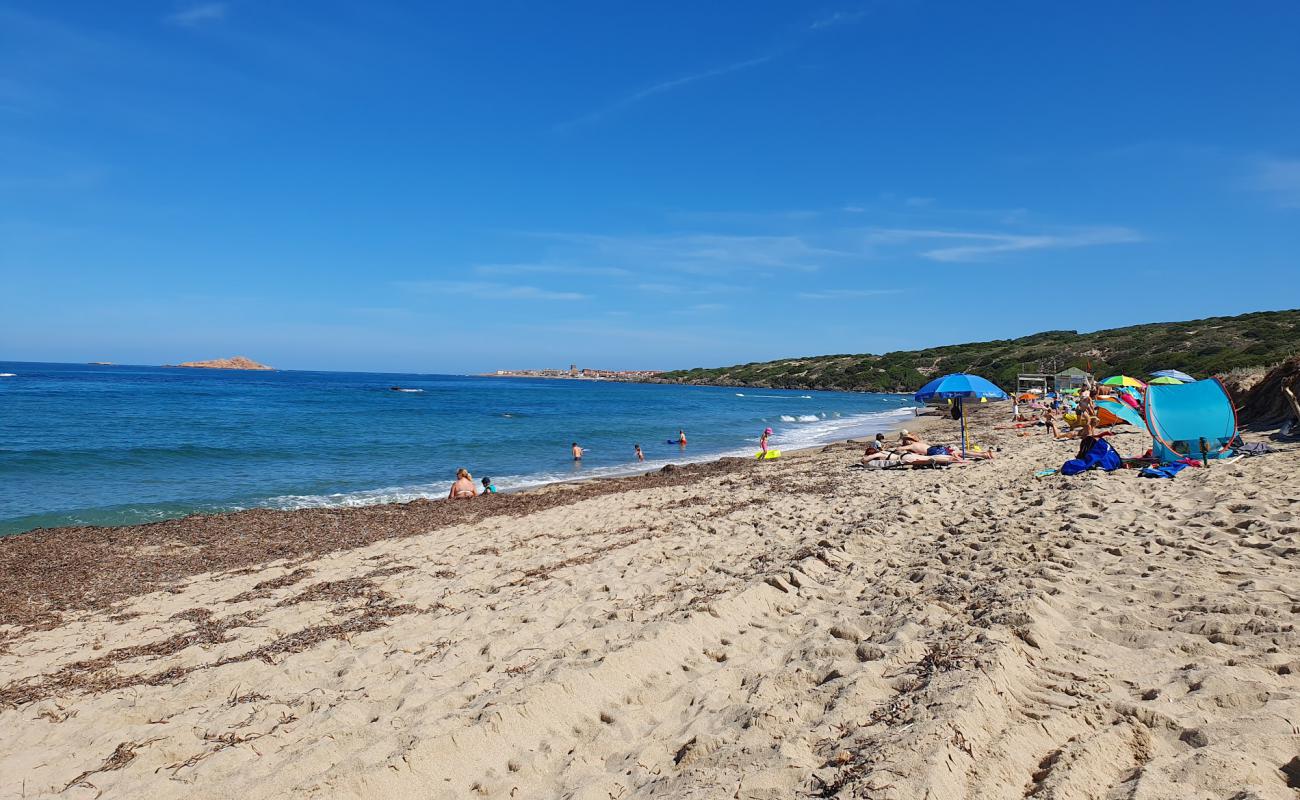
[447,468,496,499]
[450,429,691,499]
[859,429,997,468]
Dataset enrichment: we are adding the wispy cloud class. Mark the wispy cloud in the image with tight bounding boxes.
[166,2,228,27]
[866,226,1142,262]
[556,54,774,131]
[540,231,846,274]
[797,288,902,300]
[810,10,868,30]
[396,281,589,301]
[1248,157,1300,209]
[473,263,632,278]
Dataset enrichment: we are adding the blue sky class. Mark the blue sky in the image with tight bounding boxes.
[2,1,1298,373]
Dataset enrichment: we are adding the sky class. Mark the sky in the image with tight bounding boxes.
[2,1,1299,374]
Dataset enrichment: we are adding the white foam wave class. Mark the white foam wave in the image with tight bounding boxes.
[261,405,921,513]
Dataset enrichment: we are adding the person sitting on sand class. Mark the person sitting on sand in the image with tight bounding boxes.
[875,433,887,449]
[572,442,583,460]
[449,468,478,499]
[634,444,644,462]
[861,440,886,463]
[1045,411,1076,440]
[481,476,497,494]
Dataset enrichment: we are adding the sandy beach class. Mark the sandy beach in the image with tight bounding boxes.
[2,416,1298,799]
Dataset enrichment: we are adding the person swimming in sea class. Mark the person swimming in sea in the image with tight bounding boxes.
[448,468,477,499]
[481,476,497,494]
[634,444,644,462]
[572,442,583,460]
[758,427,772,459]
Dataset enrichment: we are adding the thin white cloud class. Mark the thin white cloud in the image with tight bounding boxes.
[540,231,845,273]
[473,263,632,278]
[166,2,228,27]
[866,227,1142,262]
[810,10,868,30]
[556,54,774,131]
[1249,158,1300,209]
[397,281,589,301]
[797,288,902,300]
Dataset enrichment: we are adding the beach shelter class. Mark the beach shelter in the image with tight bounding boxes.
[1152,369,1195,383]
[1149,376,1183,385]
[913,373,1009,455]
[1101,375,1147,389]
[1144,378,1238,463]
[1096,396,1148,431]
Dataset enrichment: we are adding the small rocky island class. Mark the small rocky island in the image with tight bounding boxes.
[172,356,274,371]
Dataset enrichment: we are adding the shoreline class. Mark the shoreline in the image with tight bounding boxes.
[0,404,926,541]
[0,413,944,634]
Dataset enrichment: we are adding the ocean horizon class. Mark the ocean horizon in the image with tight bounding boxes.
[0,361,917,536]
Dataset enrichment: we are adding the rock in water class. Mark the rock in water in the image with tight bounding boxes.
[174,356,274,370]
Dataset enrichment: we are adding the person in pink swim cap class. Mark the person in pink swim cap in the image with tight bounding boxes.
[759,427,773,458]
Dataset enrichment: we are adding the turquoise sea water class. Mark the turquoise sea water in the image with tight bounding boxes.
[0,362,917,535]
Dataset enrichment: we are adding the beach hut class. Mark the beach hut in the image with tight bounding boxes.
[914,373,1009,455]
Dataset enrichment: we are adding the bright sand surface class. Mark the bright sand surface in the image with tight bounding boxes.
[2,417,1298,798]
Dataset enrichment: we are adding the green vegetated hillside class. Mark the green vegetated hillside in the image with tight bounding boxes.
[659,309,1300,392]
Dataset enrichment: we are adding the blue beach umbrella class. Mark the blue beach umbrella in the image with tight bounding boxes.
[913,373,1010,455]
[1151,369,1194,383]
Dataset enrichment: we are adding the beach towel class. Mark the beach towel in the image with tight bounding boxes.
[1236,442,1273,456]
[1140,462,1190,479]
[1060,438,1122,476]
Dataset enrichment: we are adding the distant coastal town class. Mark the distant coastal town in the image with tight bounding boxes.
[485,364,663,382]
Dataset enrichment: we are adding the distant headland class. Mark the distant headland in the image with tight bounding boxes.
[167,356,275,371]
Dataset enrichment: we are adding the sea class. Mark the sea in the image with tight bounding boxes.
[0,362,918,536]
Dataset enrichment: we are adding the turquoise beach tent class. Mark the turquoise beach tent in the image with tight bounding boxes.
[1144,378,1238,463]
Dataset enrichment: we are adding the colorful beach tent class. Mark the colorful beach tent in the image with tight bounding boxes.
[1096,397,1148,431]
[1149,376,1183,385]
[914,373,1009,455]
[1151,369,1195,383]
[1144,378,1238,463]
[1101,375,1147,388]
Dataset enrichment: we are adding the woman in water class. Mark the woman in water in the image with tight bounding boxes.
[758,427,772,458]
[449,468,478,499]
[677,429,687,446]
[634,444,644,461]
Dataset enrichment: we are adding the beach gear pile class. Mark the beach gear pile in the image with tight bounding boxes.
[1055,371,1243,478]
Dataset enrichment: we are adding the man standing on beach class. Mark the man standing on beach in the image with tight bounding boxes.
[572,442,583,460]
